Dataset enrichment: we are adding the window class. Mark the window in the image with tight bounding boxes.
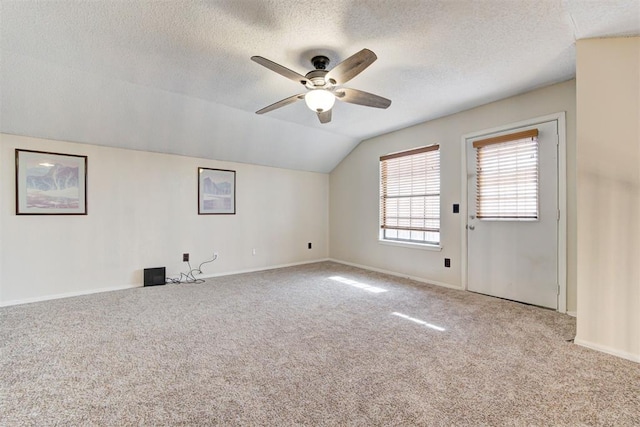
[380,145,440,245]
[473,129,539,220]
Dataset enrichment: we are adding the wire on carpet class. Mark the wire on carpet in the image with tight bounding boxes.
[165,253,217,284]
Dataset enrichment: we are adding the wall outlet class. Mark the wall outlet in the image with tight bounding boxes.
[444,258,451,268]
[183,253,189,262]
[308,242,312,249]
[453,204,459,213]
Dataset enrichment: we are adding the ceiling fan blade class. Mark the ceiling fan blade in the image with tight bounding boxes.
[317,109,332,124]
[256,93,305,114]
[251,56,308,85]
[335,88,391,109]
[325,49,377,85]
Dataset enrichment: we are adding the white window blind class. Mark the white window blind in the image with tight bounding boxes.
[473,129,539,220]
[380,145,440,245]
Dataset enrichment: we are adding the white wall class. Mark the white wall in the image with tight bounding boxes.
[330,80,577,311]
[0,134,328,305]
[575,37,640,362]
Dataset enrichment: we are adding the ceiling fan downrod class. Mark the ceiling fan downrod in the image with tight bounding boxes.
[311,55,330,70]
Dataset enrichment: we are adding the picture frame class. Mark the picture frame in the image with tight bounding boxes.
[198,167,236,215]
[15,149,88,215]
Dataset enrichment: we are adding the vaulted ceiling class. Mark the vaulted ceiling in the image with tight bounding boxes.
[2,1,639,173]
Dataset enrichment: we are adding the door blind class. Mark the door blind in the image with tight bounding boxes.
[473,129,539,220]
[380,145,440,244]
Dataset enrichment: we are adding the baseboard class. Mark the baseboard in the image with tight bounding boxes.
[574,338,640,364]
[1,259,331,307]
[194,258,331,280]
[328,258,462,291]
[566,311,577,317]
[0,284,140,307]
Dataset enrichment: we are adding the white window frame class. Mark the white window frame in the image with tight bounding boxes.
[379,144,441,249]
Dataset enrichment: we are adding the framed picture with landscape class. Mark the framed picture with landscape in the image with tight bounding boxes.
[198,167,236,215]
[15,149,88,215]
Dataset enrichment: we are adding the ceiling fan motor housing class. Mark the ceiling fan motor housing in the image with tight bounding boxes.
[305,69,329,88]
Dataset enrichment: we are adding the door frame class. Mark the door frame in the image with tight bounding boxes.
[460,112,567,313]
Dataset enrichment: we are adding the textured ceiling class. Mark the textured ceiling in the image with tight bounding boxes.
[1,1,639,173]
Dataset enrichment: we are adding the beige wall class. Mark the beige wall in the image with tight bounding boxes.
[0,134,329,304]
[575,37,640,362]
[330,80,577,311]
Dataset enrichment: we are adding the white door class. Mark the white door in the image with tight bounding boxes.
[466,120,558,309]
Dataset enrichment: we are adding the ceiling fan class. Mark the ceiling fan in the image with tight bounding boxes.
[251,48,391,124]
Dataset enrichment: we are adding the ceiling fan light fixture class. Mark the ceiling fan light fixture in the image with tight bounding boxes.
[304,89,335,112]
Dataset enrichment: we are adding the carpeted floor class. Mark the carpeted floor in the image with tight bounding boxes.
[1,261,638,426]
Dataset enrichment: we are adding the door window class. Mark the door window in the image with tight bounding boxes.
[473,129,539,220]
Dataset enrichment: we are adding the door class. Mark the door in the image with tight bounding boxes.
[466,120,558,309]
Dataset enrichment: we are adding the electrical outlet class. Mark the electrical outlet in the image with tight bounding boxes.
[453,204,459,213]
[308,242,312,249]
[444,258,451,268]
[183,253,189,262]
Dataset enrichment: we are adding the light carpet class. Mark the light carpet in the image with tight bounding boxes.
[1,261,638,426]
